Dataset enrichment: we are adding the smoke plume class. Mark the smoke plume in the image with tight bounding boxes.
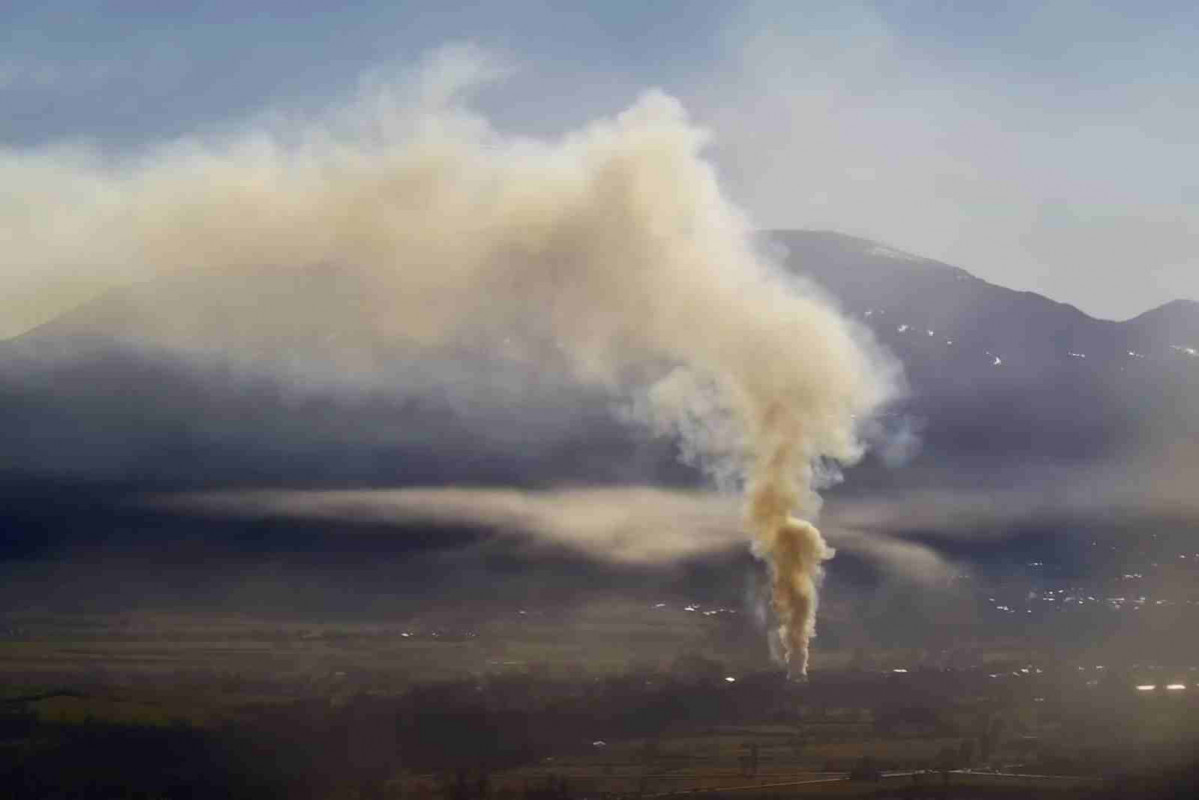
[3,46,896,675]
[159,486,744,566]
[155,484,955,583]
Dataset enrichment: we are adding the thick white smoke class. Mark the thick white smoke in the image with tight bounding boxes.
[2,47,897,675]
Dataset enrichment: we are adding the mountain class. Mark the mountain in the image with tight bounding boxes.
[766,230,1198,470]
[0,263,678,492]
[1124,299,1199,354]
[1,230,1195,490]
[767,230,1197,367]
[1,230,1195,634]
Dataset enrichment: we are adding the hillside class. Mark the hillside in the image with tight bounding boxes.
[1,230,1195,488]
[767,231,1198,468]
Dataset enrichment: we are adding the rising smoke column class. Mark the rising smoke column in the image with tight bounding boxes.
[0,47,896,675]
[745,405,837,677]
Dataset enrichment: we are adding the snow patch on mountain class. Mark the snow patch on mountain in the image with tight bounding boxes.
[869,245,922,262]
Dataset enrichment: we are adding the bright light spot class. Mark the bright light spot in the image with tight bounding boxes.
[1166,684,1186,691]
[683,605,697,612]
[1136,685,1156,691]
[993,356,1003,366]
[892,668,908,674]
[897,324,909,333]
[654,603,666,608]
[725,676,737,683]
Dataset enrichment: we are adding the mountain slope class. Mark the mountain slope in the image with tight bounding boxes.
[1,230,1195,489]
[766,230,1198,468]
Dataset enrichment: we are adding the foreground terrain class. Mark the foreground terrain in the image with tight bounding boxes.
[3,610,1196,799]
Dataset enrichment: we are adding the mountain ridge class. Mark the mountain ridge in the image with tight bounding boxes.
[766,229,1196,327]
[8,229,1194,349]
[0,229,1194,489]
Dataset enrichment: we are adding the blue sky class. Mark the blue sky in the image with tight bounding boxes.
[2,1,1196,319]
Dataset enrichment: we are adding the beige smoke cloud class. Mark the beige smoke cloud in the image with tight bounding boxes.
[156,486,743,565]
[154,485,953,583]
[4,46,896,675]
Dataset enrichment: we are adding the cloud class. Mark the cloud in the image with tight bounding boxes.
[152,484,959,587]
[823,525,958,587]
[152,486,744,566]
[5,6,1198,320]
[695,3,1199,319]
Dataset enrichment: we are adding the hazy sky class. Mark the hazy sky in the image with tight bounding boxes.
[3,1,1196,320]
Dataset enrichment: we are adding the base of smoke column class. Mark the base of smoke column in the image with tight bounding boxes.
[786,670,809,684]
